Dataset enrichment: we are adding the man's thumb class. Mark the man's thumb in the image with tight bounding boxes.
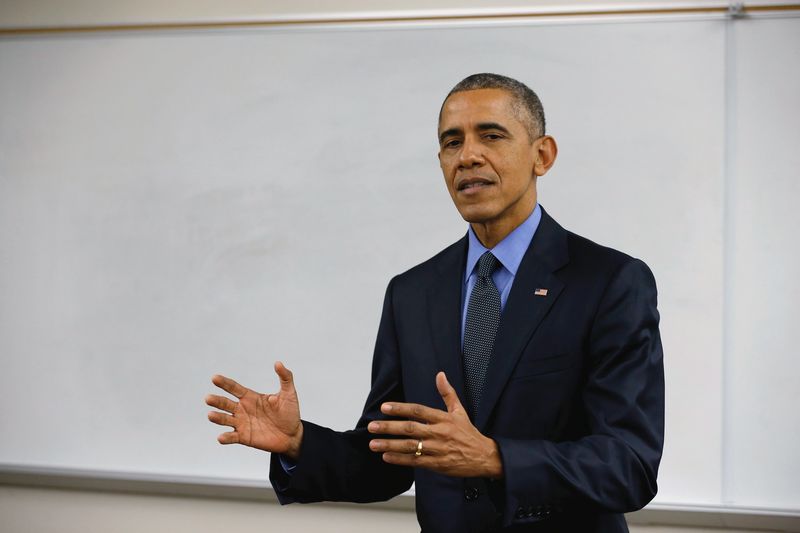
[274,361,295,393]
[436,371,461,413]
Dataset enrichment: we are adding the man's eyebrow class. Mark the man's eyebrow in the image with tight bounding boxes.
[438,122,513,144]
[476,122,511,135]
[439,127,462,144]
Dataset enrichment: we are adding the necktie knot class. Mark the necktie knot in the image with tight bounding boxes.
[477,252,499,279]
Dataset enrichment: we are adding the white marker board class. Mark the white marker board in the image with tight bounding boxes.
[1,13,798,513]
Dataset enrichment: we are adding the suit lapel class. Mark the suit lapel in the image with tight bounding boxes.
[474,207,570,430]
[428,236,469,404]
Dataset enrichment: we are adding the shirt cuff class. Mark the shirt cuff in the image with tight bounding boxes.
[278,454,297,474]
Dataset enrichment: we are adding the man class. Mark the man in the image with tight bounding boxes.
[205,73,664,532]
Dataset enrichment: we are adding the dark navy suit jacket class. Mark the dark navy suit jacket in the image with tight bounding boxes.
[270,207,664,532]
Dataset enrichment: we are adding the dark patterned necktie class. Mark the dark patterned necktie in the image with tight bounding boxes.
[463,251,501,419]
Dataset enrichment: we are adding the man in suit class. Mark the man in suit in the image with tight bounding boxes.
[205,73,664,532]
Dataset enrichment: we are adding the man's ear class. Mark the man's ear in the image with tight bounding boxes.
[533,135,558,177]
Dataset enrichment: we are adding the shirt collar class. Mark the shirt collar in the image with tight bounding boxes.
[465,203,542,281]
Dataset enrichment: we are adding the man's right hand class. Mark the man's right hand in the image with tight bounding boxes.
[205,361,304,459]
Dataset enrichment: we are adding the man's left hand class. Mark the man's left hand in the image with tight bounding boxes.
[368,372,503,479]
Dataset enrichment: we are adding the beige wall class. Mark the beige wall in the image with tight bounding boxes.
[1,1,798,532]
[0,485,775,533]
[0,0,667,27]
[0,0,789,28]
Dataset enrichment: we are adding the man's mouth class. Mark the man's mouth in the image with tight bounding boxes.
[457,178,494,192]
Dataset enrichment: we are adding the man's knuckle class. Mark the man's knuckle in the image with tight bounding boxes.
[404,422,416,434]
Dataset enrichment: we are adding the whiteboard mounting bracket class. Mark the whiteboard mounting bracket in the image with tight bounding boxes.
[728,2,746,18]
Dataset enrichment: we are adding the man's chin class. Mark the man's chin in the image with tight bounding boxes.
[457,207,498,225]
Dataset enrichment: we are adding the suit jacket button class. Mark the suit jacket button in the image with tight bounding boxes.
[464,487,479,501]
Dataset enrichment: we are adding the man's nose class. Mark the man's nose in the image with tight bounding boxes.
[458,137,485,168]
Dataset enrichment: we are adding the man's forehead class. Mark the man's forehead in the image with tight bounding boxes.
[439,88,520,130]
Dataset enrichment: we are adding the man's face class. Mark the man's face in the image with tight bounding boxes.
[438,88,541,228]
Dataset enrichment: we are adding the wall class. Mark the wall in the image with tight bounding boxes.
[0,486,783,533]
[1,1,799,532]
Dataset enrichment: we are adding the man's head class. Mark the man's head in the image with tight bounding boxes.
[437,74,557,243]
[438,73,546,141]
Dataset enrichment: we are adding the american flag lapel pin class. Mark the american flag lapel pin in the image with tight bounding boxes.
[534,288,549,297]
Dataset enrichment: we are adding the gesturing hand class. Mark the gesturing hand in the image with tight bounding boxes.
[205,361,304,459]
[367,372,503,479]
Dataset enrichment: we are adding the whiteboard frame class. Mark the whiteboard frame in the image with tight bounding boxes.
[2,464,799,529]
[2,7,799,522]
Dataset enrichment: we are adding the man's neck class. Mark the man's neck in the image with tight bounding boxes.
[469,197,537,249]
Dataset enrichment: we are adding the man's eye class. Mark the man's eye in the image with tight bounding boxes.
[443,140,461,148]
[484,133,502,140]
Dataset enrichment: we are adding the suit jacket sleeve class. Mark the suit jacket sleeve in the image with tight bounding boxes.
[494,258,664,525]
[269,277,414,504]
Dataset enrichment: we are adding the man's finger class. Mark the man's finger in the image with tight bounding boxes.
[370,438,437,455]
[381,401,445,423]
[381,452,434,468]
[217,431,239,445]
[211,374,248,399]
[274,361,295,394]
[436,372,463,414]
[208,411,236,427]
[368,419,433,438]
[205,394,237,413]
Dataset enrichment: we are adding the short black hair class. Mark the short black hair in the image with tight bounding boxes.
[439,73,546,140]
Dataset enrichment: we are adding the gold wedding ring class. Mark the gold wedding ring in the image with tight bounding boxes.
[415,439,423,457]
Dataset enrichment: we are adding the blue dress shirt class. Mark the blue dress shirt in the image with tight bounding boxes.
[461,203,542,346]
